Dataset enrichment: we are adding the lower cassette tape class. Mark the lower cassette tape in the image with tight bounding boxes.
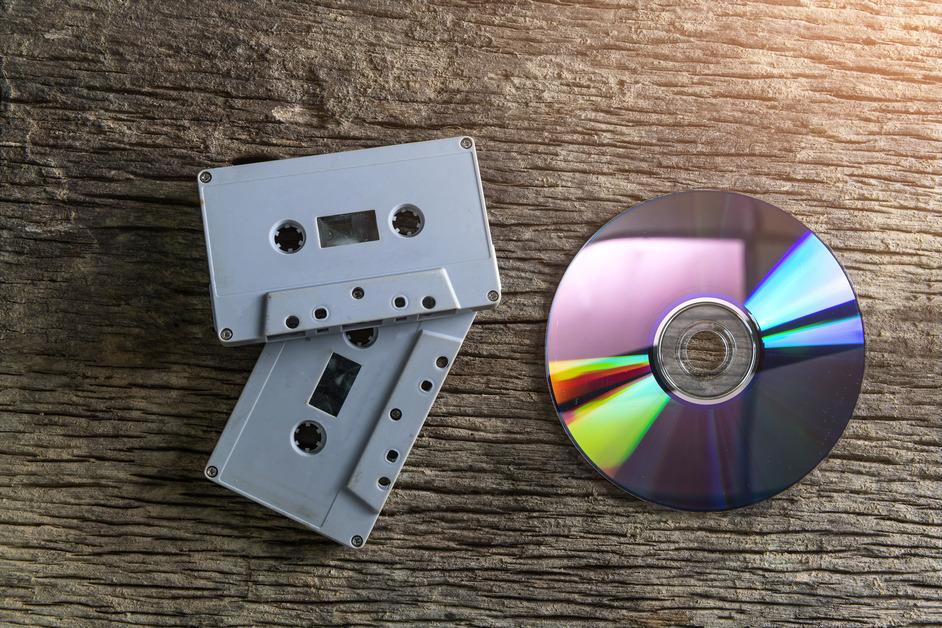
[205,311,475,547]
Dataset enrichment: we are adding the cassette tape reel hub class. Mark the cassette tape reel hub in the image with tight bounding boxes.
[272,220,305,253]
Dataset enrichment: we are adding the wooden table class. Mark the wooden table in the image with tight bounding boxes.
[2,1,940,624]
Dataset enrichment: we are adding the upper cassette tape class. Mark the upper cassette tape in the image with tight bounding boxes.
[205,312,475,547]
[198,137,500,345]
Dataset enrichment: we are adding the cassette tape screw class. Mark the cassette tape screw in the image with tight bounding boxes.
[199,171,212,183]
[436,356,448,368]
[389,408,402,421]
[219,328,233,341]
[205,466,218,478]
[351,535,364,548]
[460,137,473,149]
[351,287,365,299]
[487,290,500,302]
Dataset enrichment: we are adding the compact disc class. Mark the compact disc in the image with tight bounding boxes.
[545,191,865,510]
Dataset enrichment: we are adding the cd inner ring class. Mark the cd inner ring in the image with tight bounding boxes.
[652,297,759,405]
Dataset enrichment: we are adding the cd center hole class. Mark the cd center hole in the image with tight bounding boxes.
[681,330,729,376]
[345,327,377,348]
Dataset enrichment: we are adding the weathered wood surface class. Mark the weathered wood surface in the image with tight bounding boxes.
[1,0,941,625]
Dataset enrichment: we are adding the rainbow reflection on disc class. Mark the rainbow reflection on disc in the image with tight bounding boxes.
[545,191,864,510]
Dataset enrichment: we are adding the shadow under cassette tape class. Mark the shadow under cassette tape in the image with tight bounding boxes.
[206,312,475,547]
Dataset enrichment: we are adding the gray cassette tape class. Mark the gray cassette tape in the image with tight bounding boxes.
[205,312,475,547]
[198,137,500,345]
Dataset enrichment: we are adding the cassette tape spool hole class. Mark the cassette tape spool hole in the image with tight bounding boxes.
[293,420,326,455]
[345,327,377,349]
[316,210,380,248]
[272,220,305,253]
[391,204,424,237]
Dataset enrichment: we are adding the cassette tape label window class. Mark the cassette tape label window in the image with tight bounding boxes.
[309,353,361,417]
[317,210,380,248]
[199,138,500,547]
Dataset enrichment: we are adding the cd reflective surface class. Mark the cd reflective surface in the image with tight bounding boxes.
[546,191,865,510]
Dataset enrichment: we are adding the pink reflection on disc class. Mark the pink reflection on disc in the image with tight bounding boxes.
[547,237,745,362]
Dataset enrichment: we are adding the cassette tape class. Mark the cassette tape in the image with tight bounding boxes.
[198,137,500,345]
[205,312,475,547]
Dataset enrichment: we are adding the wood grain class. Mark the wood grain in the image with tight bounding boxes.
[1,0,940,624]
